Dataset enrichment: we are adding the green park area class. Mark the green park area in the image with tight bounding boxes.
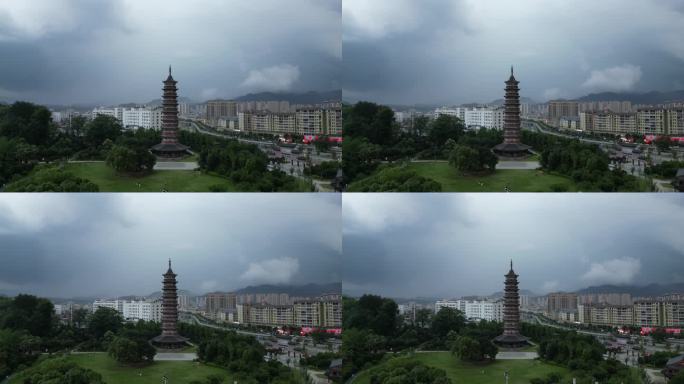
[407,162,577,192]
[10,354,231,384]
[354,352,570,384]
[64,162,237,192]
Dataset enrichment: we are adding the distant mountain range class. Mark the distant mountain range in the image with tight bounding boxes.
[577,90,684,104]
[575,283,684,297]
[489,97,537,106]
[234,90,341,104]
[142,90,341,106]
[236,283,341,297]
[490,289,538,298]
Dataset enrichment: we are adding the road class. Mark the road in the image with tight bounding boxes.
[154,353,197,361]
[154,161,199,171]
[188,121,337,192]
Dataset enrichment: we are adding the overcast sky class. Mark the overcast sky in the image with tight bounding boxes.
[343,0,684,105]
[0,194,341,299]
[0,0,341,105]
[343,194,684,299]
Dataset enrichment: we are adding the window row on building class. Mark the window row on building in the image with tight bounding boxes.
[237,108,342,136]
[576,300,684,327]
[92,299,163,322]
[235,294,342,328]
[435,299,504,322]
[434,107,505,130]
[578,109,684,136]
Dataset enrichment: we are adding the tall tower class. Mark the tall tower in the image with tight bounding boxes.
[151,66,189,158]
[151,259,188,349]
[493,67,531,158]
[494,260,529,348]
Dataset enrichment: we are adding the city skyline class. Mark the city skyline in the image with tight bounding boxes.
[0,0,341,105]
[343,194,684,299]
[343,0,684,105]
[0,194,341,298]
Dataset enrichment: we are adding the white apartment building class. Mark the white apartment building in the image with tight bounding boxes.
[93,299,162,322]
[92,107,162,130]
[434,107,504,129]
[435,299,502,322]
[238,108,342,136]
[235,295,342,328]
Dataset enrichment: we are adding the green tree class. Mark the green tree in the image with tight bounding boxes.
[341,328,386,375]
[449,145,479,173]
[10,357,104,384]
[431,307,465,339]
[347,166,441,192]
[85,115,123,147]
[671,370,684,384]
[655,136,671,152]
[3,166,99,192]
[106,144,156,174]
[88,307,123,340]
[108,336,156,364]
[429,115,464,148]
[450,335,483,361]
[0,101,54,146]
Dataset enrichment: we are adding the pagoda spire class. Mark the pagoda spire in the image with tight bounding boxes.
[510,259,513,271]
[168,258,172,270]
[511,66,514,76]
[169,65,172,76]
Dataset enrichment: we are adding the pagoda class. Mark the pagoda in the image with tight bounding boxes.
[151,66,190,158]
[151,259,188,349]
[493,260,530,348]
[493,67,531,158]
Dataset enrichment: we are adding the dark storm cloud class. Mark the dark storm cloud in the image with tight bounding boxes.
[0,194,341,298]
[0,0,340,105]
[343,194,684,299]
[343,0,684,105]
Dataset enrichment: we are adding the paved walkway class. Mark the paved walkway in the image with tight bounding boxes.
[154,352,197,361]
[153,162,199,171]
[645,368,666,384]
[495,351,538,360]
[496,161,540,170]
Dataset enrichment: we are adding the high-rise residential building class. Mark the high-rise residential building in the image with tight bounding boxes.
[580,108,684,135]
[634,300,662,327]
[662,300,684,327]
[547,292,578,314]
[434,106,505,130]
[237,107,342,136]
[234,294,341,328]
[434,299,502,322]
[205,292,237,313]
[548,100,579,125]
[578,293,632,306]
[92,298,161,322]
[206,100,238,121]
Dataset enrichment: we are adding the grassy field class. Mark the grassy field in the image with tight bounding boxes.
[355,352,569,384]
[10,354,230,384]
[65,162,237,192]
[408,162,577,192]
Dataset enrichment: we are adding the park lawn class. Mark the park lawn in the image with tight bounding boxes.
[9,354,231,384]
[65,162,237,192]
[355,352,569,384]
[407,162,577,192]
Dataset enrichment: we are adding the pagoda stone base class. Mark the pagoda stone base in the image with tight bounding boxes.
[151,334,189,350]
[151,143,191,159]
[493,143,532,159]
[493,334,530,349]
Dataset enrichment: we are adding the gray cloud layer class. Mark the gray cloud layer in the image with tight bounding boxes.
[0,0,341,105]
[0,194,341,298]
[343,194,684,299]
[343,0,684,105]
